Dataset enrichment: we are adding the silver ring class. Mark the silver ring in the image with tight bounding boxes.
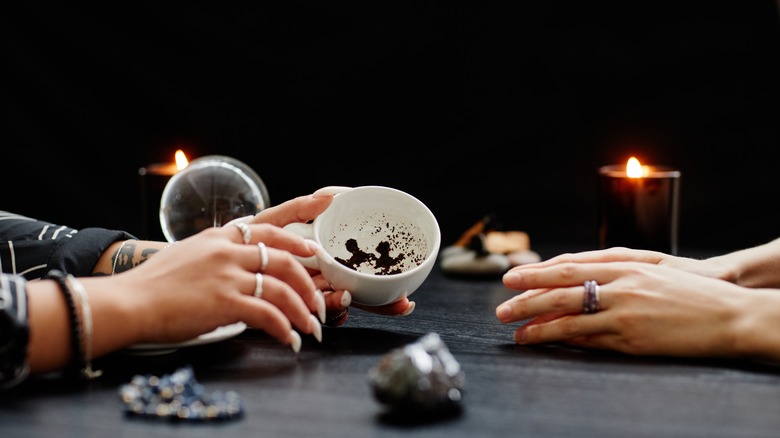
[583,280,600,314]
[257,242,269,271]
[233,222,251,245]
[254,272,264,299]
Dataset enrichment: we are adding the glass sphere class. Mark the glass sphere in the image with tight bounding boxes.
[160,155,270,242]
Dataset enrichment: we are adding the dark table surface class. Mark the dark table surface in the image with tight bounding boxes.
[2,245,780,438]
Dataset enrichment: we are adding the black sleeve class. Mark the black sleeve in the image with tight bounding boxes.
[0,273,30,389]
[0,211,137,279]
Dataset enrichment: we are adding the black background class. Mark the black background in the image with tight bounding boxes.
[3,1,780,253]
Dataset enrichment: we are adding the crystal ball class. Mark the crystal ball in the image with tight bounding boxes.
[160,155,270,242]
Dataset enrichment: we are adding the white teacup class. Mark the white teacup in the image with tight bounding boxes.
[284,186,441,306]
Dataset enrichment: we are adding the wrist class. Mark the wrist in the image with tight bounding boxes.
[76,276,147,355]
[731,290,780,361]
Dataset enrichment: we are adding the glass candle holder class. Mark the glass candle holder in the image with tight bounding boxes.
[597,163,681,255]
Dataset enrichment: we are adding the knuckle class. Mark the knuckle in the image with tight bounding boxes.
[558,264,579,280]
[510,298,529,316]
[274,251,301,270]
[558,318,581,337]
[549,291,571,310]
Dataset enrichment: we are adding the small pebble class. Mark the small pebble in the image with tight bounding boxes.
[507,249,542,267]
[439,246,510,275]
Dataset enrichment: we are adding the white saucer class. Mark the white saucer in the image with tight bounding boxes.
[123,322,247,355]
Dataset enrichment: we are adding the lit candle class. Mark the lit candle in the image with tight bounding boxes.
[597,157,681,255]
[138,150,189,240]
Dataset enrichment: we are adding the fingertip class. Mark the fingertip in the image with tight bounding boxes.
[305,239,320,254]
[340,290,352,308]
[289,330,302,353]
[306,240,332,265]
[314,290,326,323]
[514,327,528,344]
[503,271,521,286]
[313,186,354,197]
[496,304,511,322]
[309,314,323,342]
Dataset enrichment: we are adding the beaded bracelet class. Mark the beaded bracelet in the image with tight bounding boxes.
[45,270,101,380]
[45,270,83,379]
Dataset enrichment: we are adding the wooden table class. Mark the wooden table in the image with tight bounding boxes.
[3,248,780,438]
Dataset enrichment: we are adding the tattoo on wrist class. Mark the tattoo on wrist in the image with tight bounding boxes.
[112,240,138,275]
[139,247,160,266]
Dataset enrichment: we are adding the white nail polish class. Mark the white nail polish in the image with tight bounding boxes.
[305,239,320,253]
[312,186,354,197]
[315,290,326,324]
[289,330,302,353]
[305,239,332,265]
[340,290,352,308]
[401,301,416,316]
[309,314,322,343]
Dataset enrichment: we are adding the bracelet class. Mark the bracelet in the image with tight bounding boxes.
[45,270,101,380]
[66,275,102,379]
[46,270,84,379]
[112,239,137,276]
[0,275,31,389]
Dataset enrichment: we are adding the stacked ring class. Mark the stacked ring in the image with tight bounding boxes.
[233,222,251,245]
[254,273,264,299]
[583,280,600,314]
[258,242,269,272]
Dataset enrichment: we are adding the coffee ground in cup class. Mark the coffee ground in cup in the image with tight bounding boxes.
[336,238,407,275]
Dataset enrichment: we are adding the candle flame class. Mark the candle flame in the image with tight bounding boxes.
[626,156,646,178]
[175,150,189,171]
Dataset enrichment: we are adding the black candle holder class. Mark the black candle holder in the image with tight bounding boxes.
[597,164,681,255]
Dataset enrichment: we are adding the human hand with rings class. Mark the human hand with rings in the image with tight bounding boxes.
[495,259,780,360]
[9,203,338,377]
[523,241,780,290]
[230,186,416,327]
[516,246,737,287]
[109,221,323,354]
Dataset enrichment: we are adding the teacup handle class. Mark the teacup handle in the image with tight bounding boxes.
[283,222,320,270]
[283,186,353,270]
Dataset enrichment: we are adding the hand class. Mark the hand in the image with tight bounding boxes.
[307,264,415,327]
[311,274,415,327]
[243,186,416,324]
[495,259,763,358]
[515,247,732,283]
[112,222,323,351]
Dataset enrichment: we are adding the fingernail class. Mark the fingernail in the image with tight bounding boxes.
[401,301,416,316]
[496,304,511,321]
[503,272,520,283]
[309,315,322,343]
[313,186,353,197]
[289,330,302,353]
[305,239,320,254]
[340,290,352,308]
[315,290,326,323]
[307,239,332,265]
[515,329,528,344]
